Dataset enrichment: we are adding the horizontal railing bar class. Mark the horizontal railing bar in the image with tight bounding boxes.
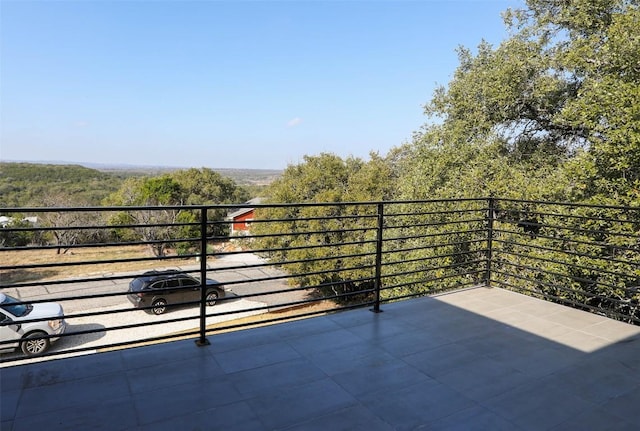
[382,253,485,269]
[492,273,640,321]
[495,198,640,212]
[2,197,638,363]
[497,208,640,227]
[384,217,486,231]
[380,271,485,292]
[491,278,640,324]
[382,239,487,256]
[496,217,640,242]
[2,198,486,216]
[210,225,376,242]
[494,227,640,254]
[213,213,380,225]
[493,238,640,267]
[384,207,485,218]
[383,228,486,243]
[492,268,628,306]
[497,248,637,280]
[382,280,484,300]
[212,240,376,258]
[495,257,635,295]
[381,259,486,279]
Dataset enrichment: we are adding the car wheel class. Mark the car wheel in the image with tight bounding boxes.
[152,299,167,315]
[206,291,219,306]
[21,331,50,356]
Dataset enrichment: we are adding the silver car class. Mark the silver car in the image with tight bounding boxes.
[0,293,66,356]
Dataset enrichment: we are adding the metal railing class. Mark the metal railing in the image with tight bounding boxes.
[0,198,638,363]
[489,199,640,322]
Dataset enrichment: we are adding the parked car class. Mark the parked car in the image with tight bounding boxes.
[127,270,226,315]
[0,293,66,356]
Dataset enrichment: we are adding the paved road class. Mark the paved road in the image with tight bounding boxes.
[2,253,308,313]
[0,253,313,365]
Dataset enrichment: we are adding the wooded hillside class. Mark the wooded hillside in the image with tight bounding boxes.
[0,162,279,208]
[0,163,129,207]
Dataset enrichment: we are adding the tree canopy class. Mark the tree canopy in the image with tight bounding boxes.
[104,168,250,256]
[253,0,640,306]
[399,0,639,205]
[0,163,126,207]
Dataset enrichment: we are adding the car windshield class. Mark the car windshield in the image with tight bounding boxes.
[0,295,31,317]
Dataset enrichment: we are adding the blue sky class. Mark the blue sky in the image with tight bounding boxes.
[1,0,521,170]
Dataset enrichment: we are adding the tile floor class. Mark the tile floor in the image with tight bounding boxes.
[2,287,640,430]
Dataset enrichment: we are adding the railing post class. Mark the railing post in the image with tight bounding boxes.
[485,197,495,288]
[371,203,384,313]
[196,207,210,346]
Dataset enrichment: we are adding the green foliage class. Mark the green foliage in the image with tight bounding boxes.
[379,200,488,300]
[170,168,250,205]
[0,218,33,247]
[393,0,640,310]
[401,0,639,206]
[248,0,640,314]
[490,199,640,321]
[252,153,398,303]
[139,176,183,205]
[104,168,250,256]
[0,163,127,207]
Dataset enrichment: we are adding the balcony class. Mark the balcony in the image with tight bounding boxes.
[1,199,639,430]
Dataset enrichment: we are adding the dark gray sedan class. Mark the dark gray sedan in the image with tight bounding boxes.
[127,270,225,315]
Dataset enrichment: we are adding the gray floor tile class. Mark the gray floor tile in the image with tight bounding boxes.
[599,386,640,426]
[419,405,522,431]
[550,406,639,431]
[486,341,580,378]
[0,366,26,393]
[434,355,530,401]
[126,354,224,393]
[402,343,479,378]
[266,315,344,340]
[282,405,395,431]
[133,376,243,425]
[214,340,301,373]
[332,360,432,397]
[11,397,137,431]
[358,379,476,430]
[343,314,414,341]
[481,381,598,431]
[546,356,640,405]
[207,323,287,353]
[0,389,20,424]
[228,356,326,397]
[286,327,365,356]
[326,307,384,328]
[376,325,452,356]
[4,288,640,431]
[15,372,131,418]
[41,350,126,384]
[307,341,394,376]
[138,400,267,431]
[246,378,357,430]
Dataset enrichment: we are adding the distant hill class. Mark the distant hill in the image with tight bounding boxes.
[1,160,282,186]
[0,162,126,207]
[0,161,281,207]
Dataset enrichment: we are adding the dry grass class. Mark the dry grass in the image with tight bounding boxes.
[0,245,191,283]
